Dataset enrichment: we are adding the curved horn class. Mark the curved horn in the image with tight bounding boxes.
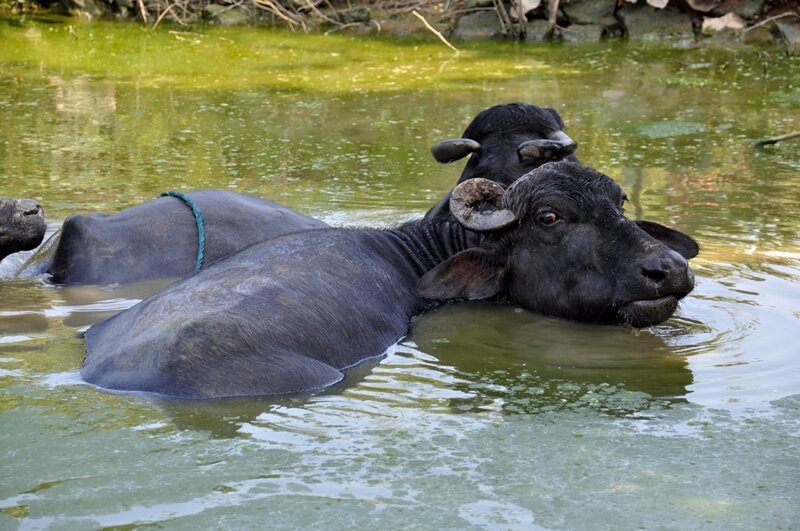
[517,131,578,161]
[431,138,481,164]
[449,178,517,232]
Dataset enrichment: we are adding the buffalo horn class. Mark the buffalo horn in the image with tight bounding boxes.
[517,131,578,161]
[449,178,517,232]
[431,138,482,163]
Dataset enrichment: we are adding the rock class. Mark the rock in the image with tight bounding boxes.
[524,19,550,42]
[687,0,721,12]
[514,0,542,18]
[701,12,745,35]
[561,23,604,42]
[772,21,800,55]
[561,0,615,25]
[453,11,504,40]
[647,0,669,8]
[62,0,106,18]
[202,4,251,25]
[709,0,764,20]
[618,4,697,43]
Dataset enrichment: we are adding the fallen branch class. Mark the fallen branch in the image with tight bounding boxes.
[153,3,187,30]
[136,0,149,23]
[411,9,460,54]
[751,131,800,147]
[252,0,303,29]
[742,12,800,35]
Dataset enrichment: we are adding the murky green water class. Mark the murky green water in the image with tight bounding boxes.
[1,18,799,529]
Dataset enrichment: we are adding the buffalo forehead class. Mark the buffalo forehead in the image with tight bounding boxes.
[462,103,562,141]
[505,164,623,219]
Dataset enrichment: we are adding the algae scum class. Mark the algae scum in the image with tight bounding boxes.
[1,19,799,529]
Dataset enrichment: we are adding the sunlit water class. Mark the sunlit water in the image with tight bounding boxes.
[1,18,799,529]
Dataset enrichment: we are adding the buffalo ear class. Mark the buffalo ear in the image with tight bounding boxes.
[415,249,505,301]
[635,220,700,260]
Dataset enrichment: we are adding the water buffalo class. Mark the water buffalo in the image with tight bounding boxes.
[424,102,578,221]
[18,190,329,285]
[0,198,46,263]
[82,161,698,399]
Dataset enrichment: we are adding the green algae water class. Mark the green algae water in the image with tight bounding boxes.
[1,18,800,529]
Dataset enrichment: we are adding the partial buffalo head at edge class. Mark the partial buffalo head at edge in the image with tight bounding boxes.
[417,161,698,328]
[0,198,46,261]
[430,102,579,186]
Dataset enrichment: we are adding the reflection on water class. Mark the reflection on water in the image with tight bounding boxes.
[1,18,799,530]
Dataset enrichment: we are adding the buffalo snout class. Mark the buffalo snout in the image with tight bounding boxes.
[639,249,694,299]
[15,199,43,218]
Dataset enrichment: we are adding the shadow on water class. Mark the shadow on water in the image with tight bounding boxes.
[406,301,695,414]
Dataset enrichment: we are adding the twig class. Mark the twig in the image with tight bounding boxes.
[302,0,340,26]
[742,12,800,35]
[492,0,511,36]
[750,131,800,147]
[411,9,460,54]
[153,3,187,29]
[136,0,149,23]
[324,21,361,34]
[252,0,302,28]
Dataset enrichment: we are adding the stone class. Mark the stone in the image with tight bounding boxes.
[524,19,550,42]
[701,12,745,35]
[772,21,800,55]
[453,11,504,40]
[561,0,616,25]
[202,4,251,25]
[687,0,721,12]
[618,4,697,43]
[709,0,764,20]
[561,23,604,42]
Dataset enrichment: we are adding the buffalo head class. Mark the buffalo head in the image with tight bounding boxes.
[0,198,46,261]
[417,161,698,327]
[430,102,578,187]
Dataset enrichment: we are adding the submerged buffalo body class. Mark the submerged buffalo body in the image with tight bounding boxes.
[20,190,328,285]
[0,198,46,263]
[82,162,698,399]
[425,102,578,221]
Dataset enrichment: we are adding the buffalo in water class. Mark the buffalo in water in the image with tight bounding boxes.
[0,198,46,264]
[18,190,328,285]
[20,102,576,286]
[82,161,698,400]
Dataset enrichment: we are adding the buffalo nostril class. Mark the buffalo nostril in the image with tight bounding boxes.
[17,200,42,216]
[641,265,667,285]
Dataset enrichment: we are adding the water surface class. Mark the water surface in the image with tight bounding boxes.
[1,19,799,529]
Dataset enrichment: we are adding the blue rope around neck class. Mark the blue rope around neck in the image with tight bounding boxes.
[160,191,206,273]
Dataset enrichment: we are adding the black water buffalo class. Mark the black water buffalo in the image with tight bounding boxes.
[0,198,46,263]
[424,102,578,221]
[82,161,698,399]
[18,190,329,285]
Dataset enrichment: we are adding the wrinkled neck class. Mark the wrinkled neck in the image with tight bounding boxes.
[381,220,480,277]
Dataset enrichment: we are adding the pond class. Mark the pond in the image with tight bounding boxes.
[1,18,799,529]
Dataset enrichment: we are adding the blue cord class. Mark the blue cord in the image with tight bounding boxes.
[160,191,206,273]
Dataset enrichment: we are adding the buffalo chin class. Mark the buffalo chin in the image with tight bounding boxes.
[618,296,679,328]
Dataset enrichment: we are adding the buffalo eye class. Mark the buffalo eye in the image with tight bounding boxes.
[537,211,559,226]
